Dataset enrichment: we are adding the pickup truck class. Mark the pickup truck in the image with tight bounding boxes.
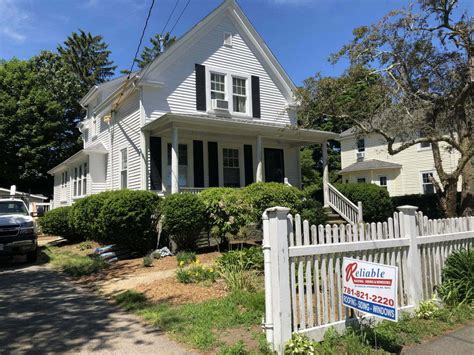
[0,198,40,262]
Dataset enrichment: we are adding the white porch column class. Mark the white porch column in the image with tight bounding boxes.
[256,135,263,182]
[140,131,150,190]
[322,141,329,207]
[171,127,179,194]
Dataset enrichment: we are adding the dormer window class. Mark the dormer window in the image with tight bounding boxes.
[210,73,226,100]
[232,77,247,113]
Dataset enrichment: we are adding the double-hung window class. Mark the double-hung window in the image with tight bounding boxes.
[357,139,365,152]
[232,77,247,113]
[120,148,128,189]
[211,73,226,100]
[379,176,388,189]
[223,148,240,187]
[83,163,88,195]
[421,172,435,194]
[74,168,78,197]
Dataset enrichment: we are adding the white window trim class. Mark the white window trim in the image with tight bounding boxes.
[72,161,88,200]
[219,144,244,188]
[205,66,252,118]
[419,170,436,194]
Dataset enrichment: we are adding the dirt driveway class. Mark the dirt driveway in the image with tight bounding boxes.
[0,262,193,354]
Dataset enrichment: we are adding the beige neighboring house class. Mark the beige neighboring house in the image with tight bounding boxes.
[338,128,462,197]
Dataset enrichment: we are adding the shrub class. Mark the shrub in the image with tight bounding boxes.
[97,190,161,254]
[438,248,474,306]
[300,197,327,226]
[176,261,217,284]
[285,333,317,355]
[176,251,196,266]
[70,191,114,240]
[335,183,394,222]
[162,193,207,251]
[242,182,304,223]
[143,255,154,267]
[391,194,444,219]
[415,298,440,319]
[38,206,79,241]
[216,247,264,272]
[200,188,251,242]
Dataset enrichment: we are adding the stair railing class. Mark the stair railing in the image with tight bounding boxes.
[327,183,363,224]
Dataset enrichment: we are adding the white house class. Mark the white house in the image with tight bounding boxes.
[338,127,462,196]
[48,0,337,209]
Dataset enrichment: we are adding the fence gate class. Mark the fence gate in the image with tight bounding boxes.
[262,206,474,354]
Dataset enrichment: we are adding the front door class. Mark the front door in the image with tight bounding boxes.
[264,148,285,183]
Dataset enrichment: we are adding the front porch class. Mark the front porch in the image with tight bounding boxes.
[141,113,336,202]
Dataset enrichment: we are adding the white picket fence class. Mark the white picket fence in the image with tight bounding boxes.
[262,206,474,354]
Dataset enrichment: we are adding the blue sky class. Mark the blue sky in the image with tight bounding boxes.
[1,0,472,85]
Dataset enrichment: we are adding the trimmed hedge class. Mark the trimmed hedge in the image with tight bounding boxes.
[38,206,79,241]
[161,193,207,250]
[391,193,443,219]
[97,190,161,254]
[335,183,394,223]
[70,191,115,240]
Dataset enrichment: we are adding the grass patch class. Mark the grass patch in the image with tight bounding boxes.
[44,246,108,277]
[114,289,265,351]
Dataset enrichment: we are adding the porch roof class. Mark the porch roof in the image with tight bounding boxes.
[47,142,108,175]
[142,113,337,145]
[339,159,402,174]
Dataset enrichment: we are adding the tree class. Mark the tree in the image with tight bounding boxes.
[296,66,387,190]
[331,0,473,217]
[58,29,116,90]
[0,52,83,194]
[135,32,176,69]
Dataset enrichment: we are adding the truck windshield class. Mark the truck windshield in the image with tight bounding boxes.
[0,201,28,215]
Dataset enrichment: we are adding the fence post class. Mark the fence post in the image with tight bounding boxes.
[357,201,363,222]
[262,206,292,354]
[397,205,423,307]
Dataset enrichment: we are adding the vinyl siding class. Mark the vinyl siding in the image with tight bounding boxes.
[340,133,461,196]
[144,14,293,125]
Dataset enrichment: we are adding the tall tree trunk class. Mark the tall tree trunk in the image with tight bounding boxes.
[460,159,474,216]
[439,182,458,218]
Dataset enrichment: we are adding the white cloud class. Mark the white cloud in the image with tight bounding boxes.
[0,0,30,43]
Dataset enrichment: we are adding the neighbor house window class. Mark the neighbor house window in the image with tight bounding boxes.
[120,148,128,189]
[61,171,68,188]
[167,144,188,187]
[232,77,247,113]
[379,176,387,189]
[357,138,365,152]
[418,131,431,149]
[223,148,240,187]
[421,172,435,194]
[210,73,226,100]
[357,178,366,184]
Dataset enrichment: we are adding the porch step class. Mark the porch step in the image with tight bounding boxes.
[323,208,346,225]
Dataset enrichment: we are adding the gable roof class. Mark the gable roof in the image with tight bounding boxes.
[140,0,296,101]
[339,159,402,174]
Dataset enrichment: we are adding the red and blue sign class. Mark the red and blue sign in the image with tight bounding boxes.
[342,257,398,322]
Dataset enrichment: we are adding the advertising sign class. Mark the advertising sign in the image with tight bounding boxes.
[342,257,398,321]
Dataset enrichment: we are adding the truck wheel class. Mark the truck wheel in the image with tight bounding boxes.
[26,250,38,263]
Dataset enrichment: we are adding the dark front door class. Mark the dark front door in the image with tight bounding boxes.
[264,148,285,183]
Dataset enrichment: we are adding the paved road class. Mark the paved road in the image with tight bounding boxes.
[0,262,192,354]
[403,324,474,354]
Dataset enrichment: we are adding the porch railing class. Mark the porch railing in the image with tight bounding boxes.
[327,182,363,223]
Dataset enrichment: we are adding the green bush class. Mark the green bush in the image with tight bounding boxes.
[70,191,114,240]
[162,193,207,251]
[38,206,79,241]
[335,183,394,222]
[200,188,251,242]
[438,248,474,306]
[391,194,444,219]
[216,247,264,272]
[97,190,161,254]
[300,196,327,226]
[242,182,304,223]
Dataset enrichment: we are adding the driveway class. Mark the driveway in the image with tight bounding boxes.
[0,262,192,354]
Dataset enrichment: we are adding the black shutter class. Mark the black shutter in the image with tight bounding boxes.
[251,75,261,118]
[244,144,254,186]
[193,140,204,188]
[208,141,219,187]
[150,137,162,190]
[195,64,206,111]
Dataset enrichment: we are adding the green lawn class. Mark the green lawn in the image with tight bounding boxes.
[42,246,108,277]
